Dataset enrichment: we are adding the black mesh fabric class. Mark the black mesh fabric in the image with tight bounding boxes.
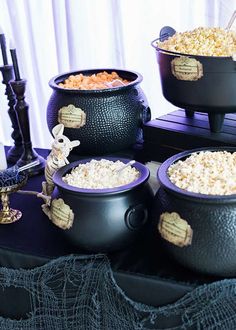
[0,254,235,329]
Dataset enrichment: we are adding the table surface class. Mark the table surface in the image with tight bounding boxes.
[0,148,223,309]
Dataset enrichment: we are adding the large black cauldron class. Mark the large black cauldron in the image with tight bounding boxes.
[153,147,236,277]
[52,157,153,252]
[47,69,151,155]
[151,27,236,133]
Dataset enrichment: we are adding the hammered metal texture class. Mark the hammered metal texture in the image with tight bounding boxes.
[47,86,148,155]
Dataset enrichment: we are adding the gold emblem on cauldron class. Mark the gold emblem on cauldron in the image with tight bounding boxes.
[158,212,193,247]
[58,104,86,128]
[49,198,74,230]
[171,56,203,81]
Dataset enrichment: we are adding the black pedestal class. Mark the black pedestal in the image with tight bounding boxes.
[143,109,236,162]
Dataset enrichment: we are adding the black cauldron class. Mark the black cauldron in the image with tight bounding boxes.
[52,157,153,252]
[151,27,236,133]
[153,147,236,277]
[47,69,151,155]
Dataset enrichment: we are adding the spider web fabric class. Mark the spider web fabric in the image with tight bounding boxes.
[0,254,235,329]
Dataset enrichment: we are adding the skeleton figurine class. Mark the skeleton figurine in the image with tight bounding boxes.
[41,124,80,225]
[42,124,80,196]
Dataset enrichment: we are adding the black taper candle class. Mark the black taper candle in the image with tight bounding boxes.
[9,41,21,81]
[0,30,8,65]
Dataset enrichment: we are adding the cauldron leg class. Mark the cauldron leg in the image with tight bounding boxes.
[185,109,194,118]
[208,113,225,133]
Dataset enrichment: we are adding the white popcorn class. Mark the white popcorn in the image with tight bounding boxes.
[63,159,140,189]
[158,27,236,57]
[168,151,236,195]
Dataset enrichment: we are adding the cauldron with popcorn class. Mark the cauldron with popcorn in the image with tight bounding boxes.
[151,25,236,133]
[51,157,154,252]
[153,146,236,277]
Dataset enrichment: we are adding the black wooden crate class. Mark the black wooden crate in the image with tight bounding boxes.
[143,109,236,162]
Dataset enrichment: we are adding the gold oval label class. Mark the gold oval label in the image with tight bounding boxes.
[158,212,193,247]
[171,56,203,81]
[50,198,74,230]
[58,104,86,128]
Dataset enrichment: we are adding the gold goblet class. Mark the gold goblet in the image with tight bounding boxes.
[0,173,27,224]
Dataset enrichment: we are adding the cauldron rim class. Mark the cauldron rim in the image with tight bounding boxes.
[53,157,150,196]
[155,46,232,60]
[48,68,143,94]
[151,35,232,60]
[158,146,236,203]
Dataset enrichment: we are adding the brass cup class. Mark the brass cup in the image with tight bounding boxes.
[0,174,28,224]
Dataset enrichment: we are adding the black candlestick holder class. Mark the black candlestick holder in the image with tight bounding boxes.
[0,65,23,163]
[10,79,45,176]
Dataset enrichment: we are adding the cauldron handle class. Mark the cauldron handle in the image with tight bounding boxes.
[125,204,148,230]
[159,26,176,41]
[151,26,176,48]
[139,101,151,126]
[151,37,160,49]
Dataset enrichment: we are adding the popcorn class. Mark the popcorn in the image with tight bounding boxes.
[158,27,236,57]
[63,159,140,189]
[168,151,236,195]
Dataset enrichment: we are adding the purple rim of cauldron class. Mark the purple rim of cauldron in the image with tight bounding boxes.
[49,68,143,94]
[158,146,236,203]
[53,157,150,196]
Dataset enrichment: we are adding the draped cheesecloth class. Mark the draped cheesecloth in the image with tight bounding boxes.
[0,254,235,329]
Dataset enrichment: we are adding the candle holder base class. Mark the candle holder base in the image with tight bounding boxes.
[7,145,24,164]
[0,208,22,224]
[10,79,46,176]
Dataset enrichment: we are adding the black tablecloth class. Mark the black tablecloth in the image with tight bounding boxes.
[0,148,224,321]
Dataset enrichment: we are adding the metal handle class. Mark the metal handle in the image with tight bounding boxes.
[151,37,160,49]
[151,26,176,49]
[125,204,148,230]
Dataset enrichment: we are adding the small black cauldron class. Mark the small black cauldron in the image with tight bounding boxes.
[153,147,236,277]
[47,69,151,155]
[151,27,236,133]
[52,157,154,252]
